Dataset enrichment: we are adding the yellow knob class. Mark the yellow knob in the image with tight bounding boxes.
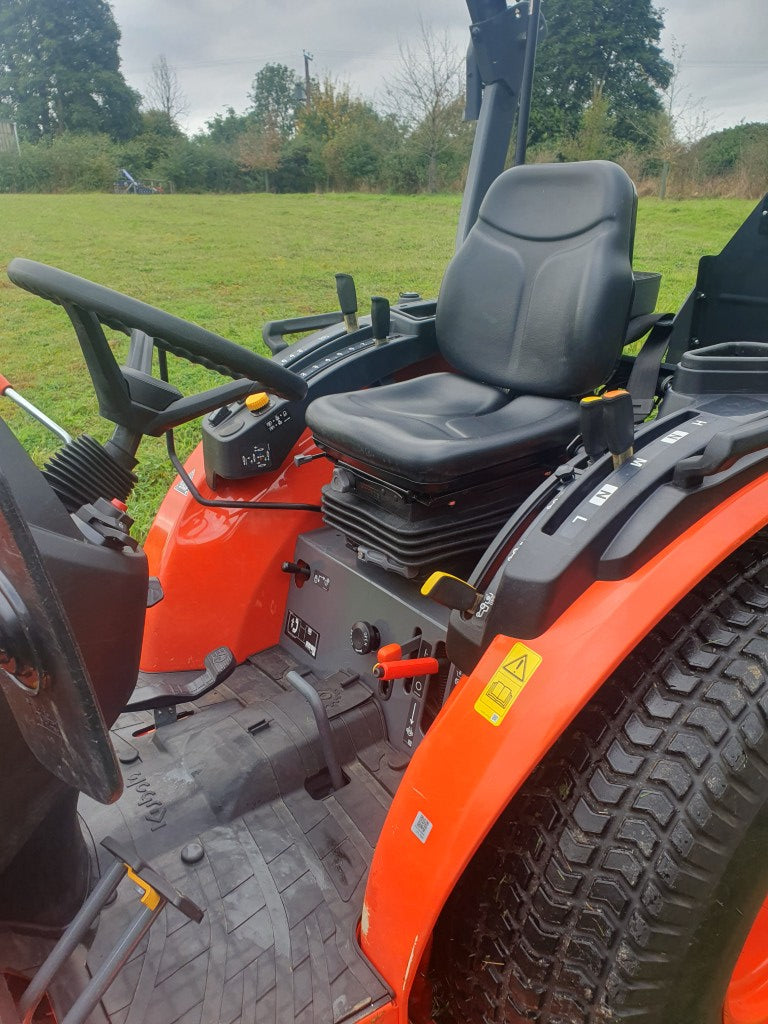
[245,392,270,412]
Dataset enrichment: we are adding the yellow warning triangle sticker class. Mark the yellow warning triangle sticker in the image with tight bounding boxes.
[504,655,529,682]
[475,642,542,726]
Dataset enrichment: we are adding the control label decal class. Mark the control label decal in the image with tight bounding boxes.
[589,483,618,507]
[285,610,320,658]
[403,698,420,748]
[475,642,542,726]
[241,443,271,470]
[312,570,331,591]
[661,429,689,445]
[174,468,196,495]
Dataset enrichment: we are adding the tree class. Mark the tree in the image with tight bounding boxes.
[564,84,620,162]
[203,106,252,145]
[0,0,141,141]
[529,0,672,150]
[248,63,301,138]
[144,54,188,126]
[651,41,709,197]
[384,19,465,193]
[236,122,283,191]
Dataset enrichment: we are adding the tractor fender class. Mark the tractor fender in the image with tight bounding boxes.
[360,470,768,1021]
[140,434,331,672]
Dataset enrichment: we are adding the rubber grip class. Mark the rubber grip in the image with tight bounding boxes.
[373,657,439,681]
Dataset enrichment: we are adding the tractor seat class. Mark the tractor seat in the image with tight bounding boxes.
[308,373,580,491]
[306,160,638,494]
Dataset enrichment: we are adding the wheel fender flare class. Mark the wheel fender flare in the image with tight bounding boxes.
[360,471,768,1019]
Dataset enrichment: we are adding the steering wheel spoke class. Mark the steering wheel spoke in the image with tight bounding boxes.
[7,259,306,437]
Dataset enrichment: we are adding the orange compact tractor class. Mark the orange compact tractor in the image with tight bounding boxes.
[2,2,768,1022]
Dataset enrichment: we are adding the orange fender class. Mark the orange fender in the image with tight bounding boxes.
[140,433,330,672]
[360,470,768,1021]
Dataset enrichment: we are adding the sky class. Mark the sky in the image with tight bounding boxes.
[110,0,767,138]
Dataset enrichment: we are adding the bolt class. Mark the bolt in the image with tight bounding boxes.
[181,842,204,865]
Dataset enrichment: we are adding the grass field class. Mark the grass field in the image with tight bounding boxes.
[0,192,756,536]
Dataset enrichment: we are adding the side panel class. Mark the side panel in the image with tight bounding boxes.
[360,472,768,1021]
[140,434,331,672]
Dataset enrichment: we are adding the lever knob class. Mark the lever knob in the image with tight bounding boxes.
[335,273,359,332]
[371,296,390,344]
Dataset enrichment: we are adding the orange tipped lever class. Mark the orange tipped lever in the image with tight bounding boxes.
[373,657,439,681]
[376,643,403,664]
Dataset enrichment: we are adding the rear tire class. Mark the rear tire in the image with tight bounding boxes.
[432,533,768,1024]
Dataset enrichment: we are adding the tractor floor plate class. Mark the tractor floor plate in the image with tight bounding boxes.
[3,650,399,1024]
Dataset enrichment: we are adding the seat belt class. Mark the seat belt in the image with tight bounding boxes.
[625,313,675,423]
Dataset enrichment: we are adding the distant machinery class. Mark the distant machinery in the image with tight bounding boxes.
[0,121,21,156]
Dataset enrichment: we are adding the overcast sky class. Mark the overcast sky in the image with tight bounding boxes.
[110,0,767,137]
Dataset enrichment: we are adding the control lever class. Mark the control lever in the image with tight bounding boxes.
[371,296,391,345]
[373,639,440,681]
[578,391,634,469]
[0,372,72,445]
[335,273,359,333]
[373,657,439,681]
[603,389,635,469]
[18,836,203,1024]
[579,395,607,463]
[421,571,482,614]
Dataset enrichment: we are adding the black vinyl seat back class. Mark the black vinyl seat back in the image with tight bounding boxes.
[436,160,637,397]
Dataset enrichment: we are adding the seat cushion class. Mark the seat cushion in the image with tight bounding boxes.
[306,372,580,489]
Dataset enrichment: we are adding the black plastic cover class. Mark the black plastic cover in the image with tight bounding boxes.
[0,467,121,803]
[672,342,768,396]
[448,406,768,672]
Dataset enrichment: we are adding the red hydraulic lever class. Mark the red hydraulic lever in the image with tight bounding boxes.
[376,643,404,663]
[373,657,439,681]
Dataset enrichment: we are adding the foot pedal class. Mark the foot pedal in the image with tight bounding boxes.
[18,837,203,1024]
[125,646,236,716]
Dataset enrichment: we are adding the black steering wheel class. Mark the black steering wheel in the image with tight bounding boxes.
[7,259,307,436]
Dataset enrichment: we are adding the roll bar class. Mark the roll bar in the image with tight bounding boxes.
[457,0,544,246]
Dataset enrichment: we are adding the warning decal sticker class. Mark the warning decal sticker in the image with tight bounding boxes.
[474,642,542,726]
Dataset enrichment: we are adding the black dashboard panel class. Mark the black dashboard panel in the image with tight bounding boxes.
[447,402,768,673]
[202,303,438,487]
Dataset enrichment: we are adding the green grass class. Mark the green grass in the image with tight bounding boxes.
[0,192,756,537]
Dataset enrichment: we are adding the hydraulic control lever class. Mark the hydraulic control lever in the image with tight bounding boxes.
[262,273,360,353]
[371,296,391,345]
[335,273,359,333]
[373,640,440,681]
[578,389,635,469]
[603,389,635,468]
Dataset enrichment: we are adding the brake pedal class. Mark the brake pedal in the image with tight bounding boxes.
[125,646,236,723]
